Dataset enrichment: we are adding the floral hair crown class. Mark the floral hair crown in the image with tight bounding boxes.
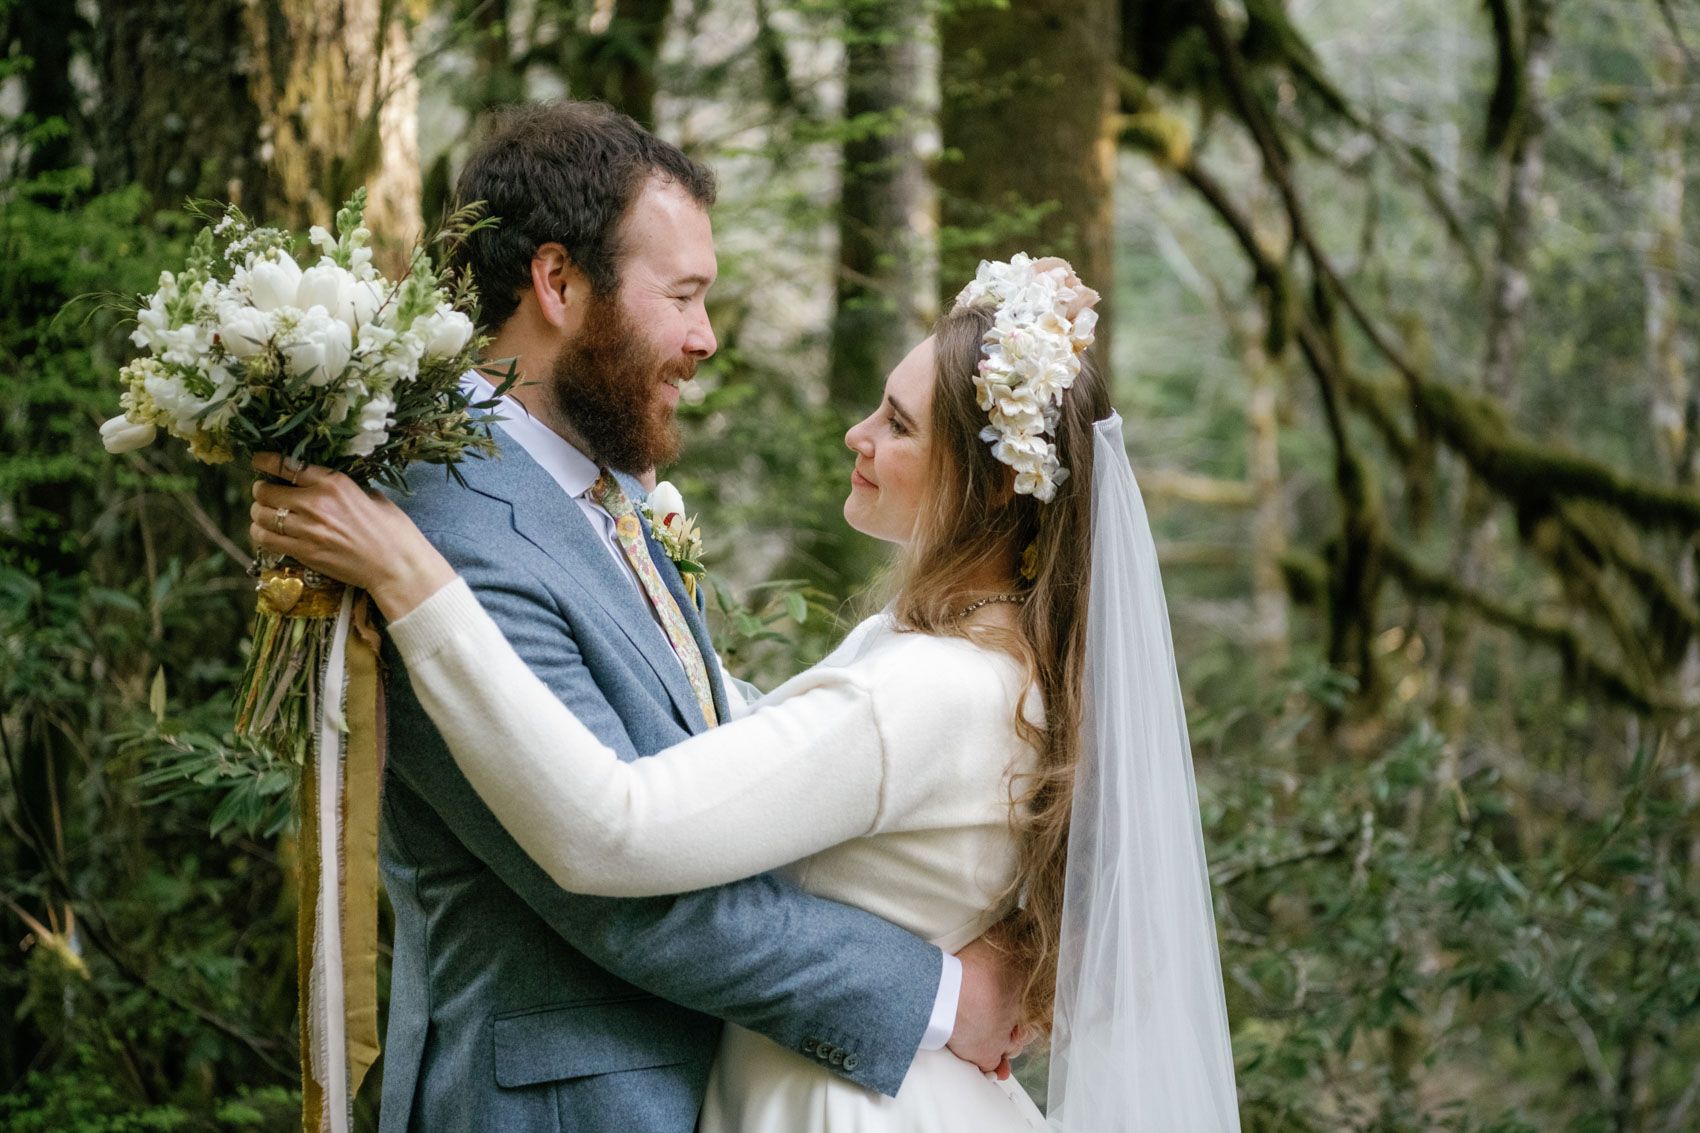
[951,253,1100,503]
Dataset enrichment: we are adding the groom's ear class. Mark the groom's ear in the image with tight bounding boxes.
[529,242,591,335]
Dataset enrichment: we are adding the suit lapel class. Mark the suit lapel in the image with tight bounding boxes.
[460,433,708,731]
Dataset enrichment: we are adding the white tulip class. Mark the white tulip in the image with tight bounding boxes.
[318,318,354,382]
[647,481,686,523]
[349,279,386,325]
[278,309,353,385]
[248,255,303,312]
[100,415,156,454]
[297,262,358,323]
[217,305,272,358]
[418,304,475,358]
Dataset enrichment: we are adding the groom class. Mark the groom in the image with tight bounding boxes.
[376,101,1021,1132]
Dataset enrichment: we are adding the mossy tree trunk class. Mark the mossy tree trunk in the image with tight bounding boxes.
[938,0,1119,364]
[244,0,422,270]
[1437,0,1556,742]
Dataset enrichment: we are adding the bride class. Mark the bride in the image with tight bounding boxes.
[251,255,1241,1131]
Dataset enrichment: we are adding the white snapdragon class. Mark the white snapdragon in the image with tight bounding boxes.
[129,275,178,353]
[355,320,427,388]
[343,392,395,457]
[150,323,217,370]
[142,362,237,437]
[950,253,1101,503]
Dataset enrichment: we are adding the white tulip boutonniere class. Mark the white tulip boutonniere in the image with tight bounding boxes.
[643,480,706,600]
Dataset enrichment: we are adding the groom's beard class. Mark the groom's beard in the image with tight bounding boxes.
[548,293,693,474]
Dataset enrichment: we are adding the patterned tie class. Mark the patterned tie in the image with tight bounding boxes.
[589,472,719,727]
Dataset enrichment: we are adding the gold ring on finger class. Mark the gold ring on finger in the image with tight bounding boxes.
[273,506,290,536]
[282,455,305,484]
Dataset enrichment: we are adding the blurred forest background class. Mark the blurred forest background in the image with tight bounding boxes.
[3,0,1699,1129]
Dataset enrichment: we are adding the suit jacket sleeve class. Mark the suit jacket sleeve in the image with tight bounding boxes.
[382,530,941,1097]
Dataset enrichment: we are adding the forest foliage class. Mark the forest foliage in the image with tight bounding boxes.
[2,1,1697,1130]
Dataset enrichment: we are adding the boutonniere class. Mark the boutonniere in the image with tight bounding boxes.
[641,480,707,599]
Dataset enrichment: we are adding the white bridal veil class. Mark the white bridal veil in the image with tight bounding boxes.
[1045,413,1242,1131]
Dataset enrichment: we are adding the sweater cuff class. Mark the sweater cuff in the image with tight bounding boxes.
[384,576,485,661]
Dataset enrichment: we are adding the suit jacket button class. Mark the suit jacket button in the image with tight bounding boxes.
[843,1053,860,1071]
[801,1038,818,1054]
[829,1049,846,1066]
[818,1042,836,1060]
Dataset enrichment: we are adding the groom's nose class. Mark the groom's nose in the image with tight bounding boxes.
[685,306,716,360]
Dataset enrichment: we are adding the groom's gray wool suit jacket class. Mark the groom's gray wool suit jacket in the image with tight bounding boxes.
[376,428,941,1133]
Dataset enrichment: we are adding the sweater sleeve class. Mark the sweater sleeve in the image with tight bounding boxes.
[386,576,891,897]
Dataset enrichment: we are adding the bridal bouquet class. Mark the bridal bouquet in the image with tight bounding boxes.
[100,190,496,756]
[98,191,499,1133]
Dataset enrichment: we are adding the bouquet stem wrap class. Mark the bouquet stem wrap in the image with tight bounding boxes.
[240,576,383,1132]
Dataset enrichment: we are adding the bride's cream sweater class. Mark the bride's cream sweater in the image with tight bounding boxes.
[387,577,1037,950]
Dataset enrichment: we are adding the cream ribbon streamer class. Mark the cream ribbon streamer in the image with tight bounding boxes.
[298,590,383,1133]
[309,589,355,1133]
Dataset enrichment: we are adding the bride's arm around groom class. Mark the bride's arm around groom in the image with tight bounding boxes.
[381,573,1027,897]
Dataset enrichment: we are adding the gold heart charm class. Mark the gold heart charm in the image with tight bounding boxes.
[258,574,305,615]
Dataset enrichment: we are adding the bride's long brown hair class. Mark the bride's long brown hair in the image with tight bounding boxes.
[887,303,1109,1030]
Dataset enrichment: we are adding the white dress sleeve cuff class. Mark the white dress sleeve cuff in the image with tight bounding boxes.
[918,951,962,1051]
[384,575,486,660]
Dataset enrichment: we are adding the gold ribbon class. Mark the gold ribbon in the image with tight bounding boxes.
[340,597,383,1100]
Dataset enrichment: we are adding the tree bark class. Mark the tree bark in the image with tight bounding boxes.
[938,0,1119,365]
[1642,31,1700,713]
[1645,40,1691,482]
[91,0,269,212]
[244,0,422,268]
[829,0,931,411]
[10,2,85,176]
[1480,0,1554,409]
[576,0,673,128]
[1244,321,1291,670]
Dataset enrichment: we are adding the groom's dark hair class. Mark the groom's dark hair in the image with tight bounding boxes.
[451,101,717,329]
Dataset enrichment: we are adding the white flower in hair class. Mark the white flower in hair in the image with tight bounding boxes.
[952,252,1100,503]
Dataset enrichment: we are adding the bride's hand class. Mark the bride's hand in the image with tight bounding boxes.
[248,453,457,620]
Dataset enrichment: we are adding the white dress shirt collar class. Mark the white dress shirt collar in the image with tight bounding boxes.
[465,371,600,500]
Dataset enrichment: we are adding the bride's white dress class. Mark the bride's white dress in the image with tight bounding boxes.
[386,580,1051,1131]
